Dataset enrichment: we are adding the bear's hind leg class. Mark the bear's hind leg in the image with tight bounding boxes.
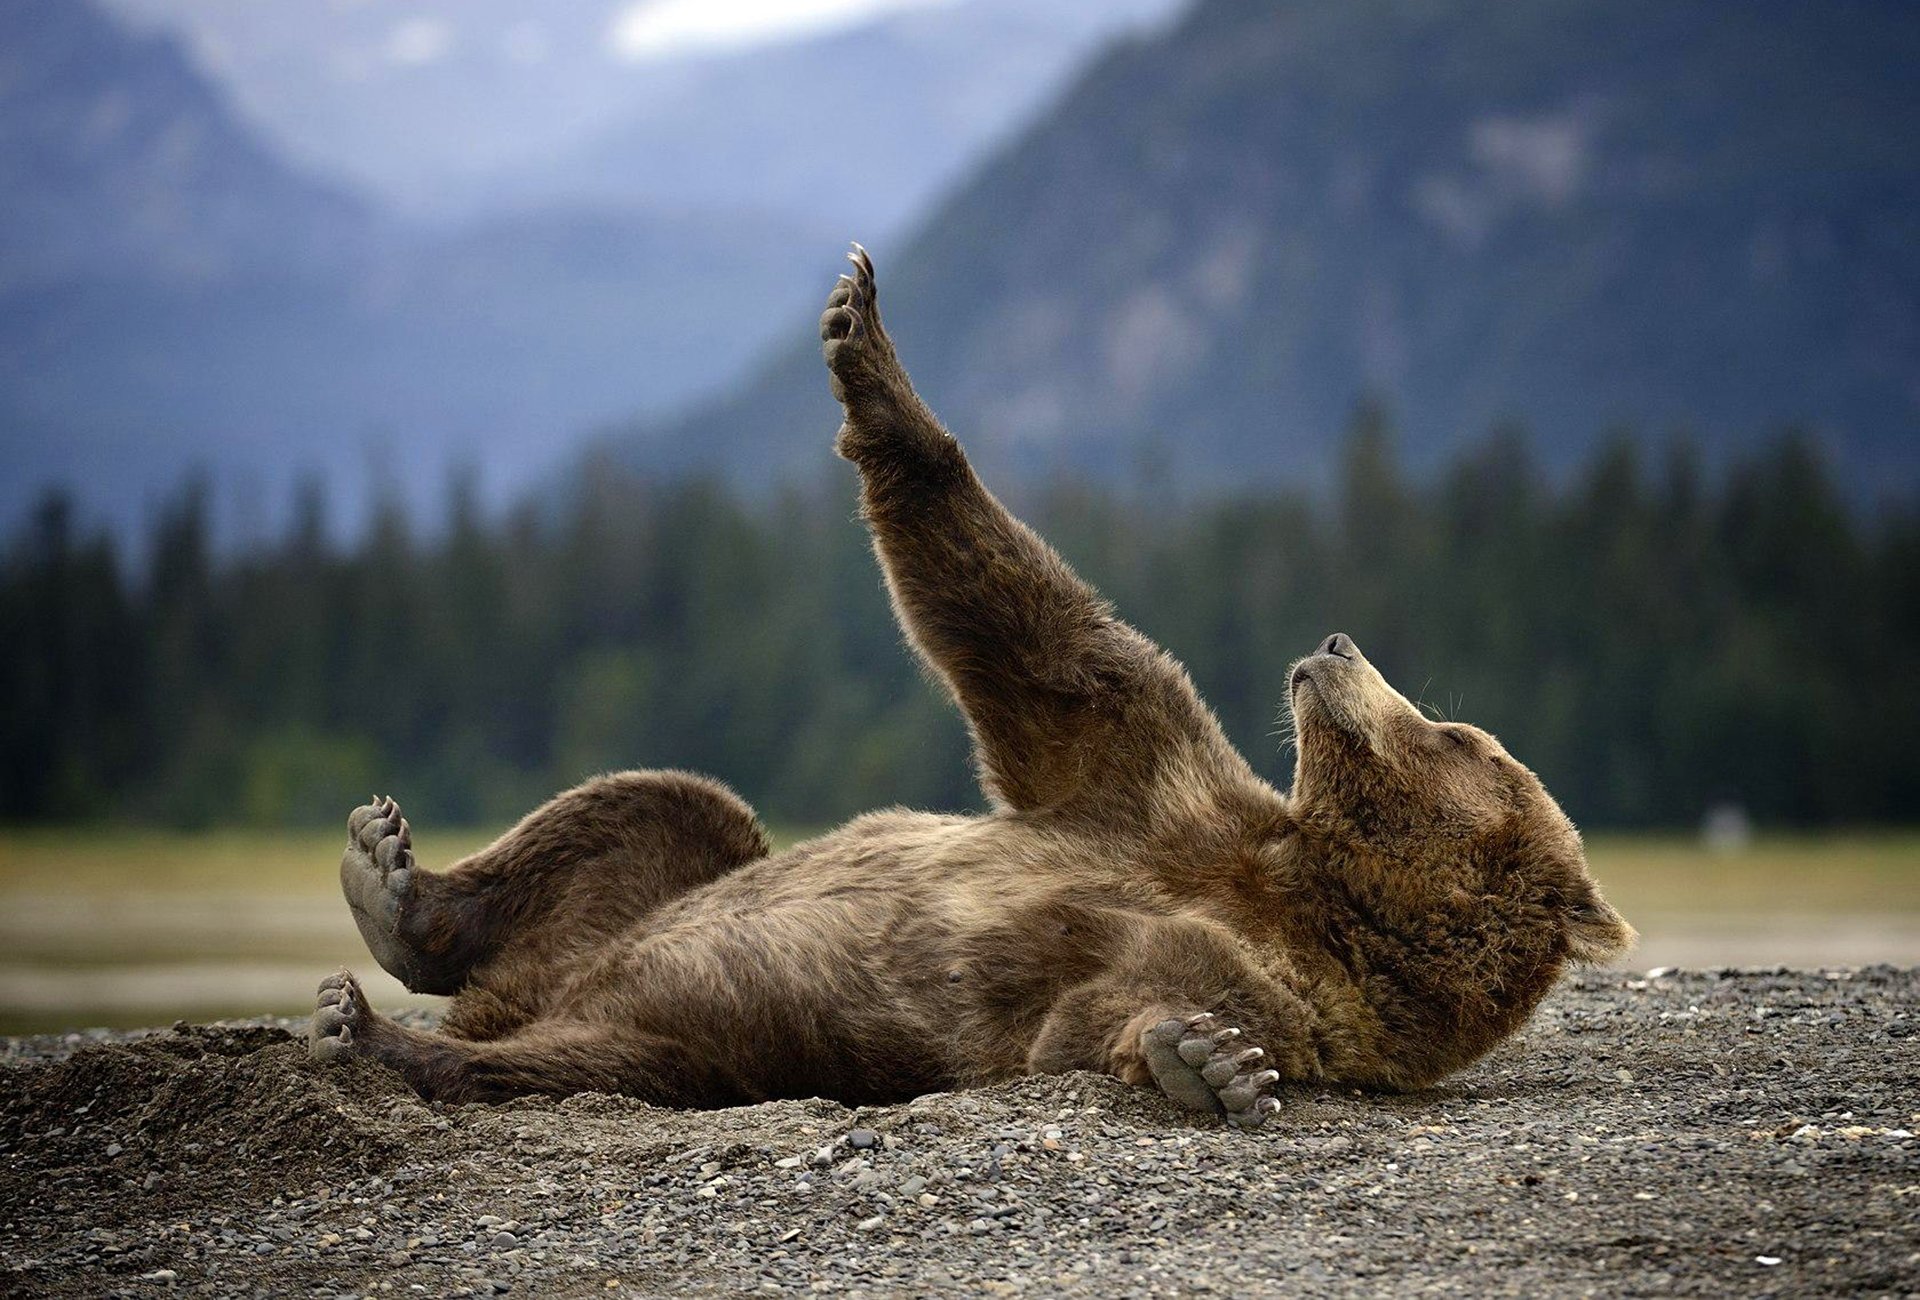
[337,771,770,1006]
[309,969,743,1105]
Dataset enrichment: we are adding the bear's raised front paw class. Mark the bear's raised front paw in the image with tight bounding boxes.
[310,969,370,1063]
[1142,1012,1282,1130]
[820,242,888,403]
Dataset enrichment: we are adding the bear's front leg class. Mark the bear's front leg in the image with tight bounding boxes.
[1027,980,1291,1130]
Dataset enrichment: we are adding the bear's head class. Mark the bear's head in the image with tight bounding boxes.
[1285,632,1634,976]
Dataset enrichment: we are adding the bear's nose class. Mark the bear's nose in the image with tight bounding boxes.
[1321,633,1356,660]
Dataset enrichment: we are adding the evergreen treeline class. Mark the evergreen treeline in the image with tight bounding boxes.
[4,419,1914,830]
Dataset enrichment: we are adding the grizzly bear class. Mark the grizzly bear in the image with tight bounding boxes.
[310,245,1634,1126]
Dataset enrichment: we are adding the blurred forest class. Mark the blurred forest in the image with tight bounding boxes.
[4,410,1914,831]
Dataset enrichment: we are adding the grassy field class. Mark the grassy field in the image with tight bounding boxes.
[2,827,1915,1034]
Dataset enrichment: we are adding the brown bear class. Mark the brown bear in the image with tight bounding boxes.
[310,245,1634,1126]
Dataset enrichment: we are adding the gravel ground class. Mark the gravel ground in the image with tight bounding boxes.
[2,968,1916,1298]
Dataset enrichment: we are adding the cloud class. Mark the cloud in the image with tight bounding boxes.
[606,0,945,62]
[384,18,451,67]
[1469,111,1592,207]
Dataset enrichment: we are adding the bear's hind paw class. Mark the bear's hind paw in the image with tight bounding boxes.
[310,969,369,1063]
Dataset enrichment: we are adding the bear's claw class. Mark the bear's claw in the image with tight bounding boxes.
[1143,1013,1282,1129]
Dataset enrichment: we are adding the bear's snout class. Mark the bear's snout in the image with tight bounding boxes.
[1319,632,1357,660]
[1294,633,1359,691]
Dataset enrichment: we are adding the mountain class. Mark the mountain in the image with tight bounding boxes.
[0,197,821,541]
[101,0,1189,221]
[0,0,370,535]
[5,0,1192,540]
[0,0,371,291]
[96,0,654,213]
[492,0,1192,235]
[615,0,1920,496]
[0,3,820,538]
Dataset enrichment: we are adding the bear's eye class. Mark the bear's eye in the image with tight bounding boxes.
[1444,728,1473,749]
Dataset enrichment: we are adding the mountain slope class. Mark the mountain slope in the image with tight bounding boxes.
[618,0,1920,495]
[0,1,824,537]
[4,0,1194,539]
[103,0,1188,222]
[500,0,1190,235]
[0,0,370,289]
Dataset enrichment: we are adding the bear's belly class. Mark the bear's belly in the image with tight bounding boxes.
[555,854,1159,1102]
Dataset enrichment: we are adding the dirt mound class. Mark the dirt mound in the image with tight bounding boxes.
[4,1024,422,1173]
[3,971,1918,1297]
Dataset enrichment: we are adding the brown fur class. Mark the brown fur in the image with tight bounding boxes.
[310,248,1634,1117]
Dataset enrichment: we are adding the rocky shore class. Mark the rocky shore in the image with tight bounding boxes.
[3,968,1916,1297]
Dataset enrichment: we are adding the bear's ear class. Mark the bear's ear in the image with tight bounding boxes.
[1565,887,1636,965]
